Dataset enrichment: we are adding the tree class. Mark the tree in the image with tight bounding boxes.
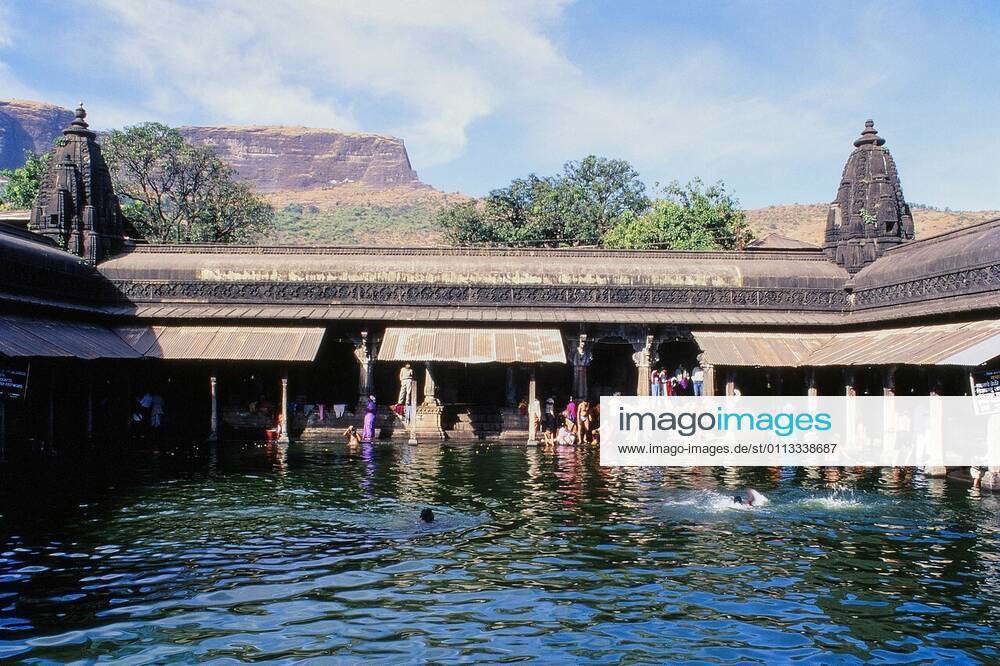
[0,150,48,209]
[602,178,754,250]
[439,155,649,247]
[102,122,274,243]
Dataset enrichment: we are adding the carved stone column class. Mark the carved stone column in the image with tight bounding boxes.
[0,399,5,462]
[882,365,896,396]
[505,366,517,407]
[527,366,538,446]
[570,333,592,401]
[844,368,857,397]
[702,364,716,397]
[86,378,94,438]
[806,368,818,396]
[278,372,289,443]
[353,330,376,407]
[209,374,218,441]
[423,364,439,405]
[632,334,655,396]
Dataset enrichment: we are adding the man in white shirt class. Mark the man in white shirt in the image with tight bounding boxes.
[398,363,414,406]
[692,365,705,396]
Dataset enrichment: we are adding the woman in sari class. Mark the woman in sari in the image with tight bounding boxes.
[362,394,377,442]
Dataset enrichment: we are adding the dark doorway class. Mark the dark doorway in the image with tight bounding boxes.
[656,338,702,376]
[589,340,636,399]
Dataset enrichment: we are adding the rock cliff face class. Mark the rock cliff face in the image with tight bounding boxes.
[0,100,74,169]
[178,126,422,191]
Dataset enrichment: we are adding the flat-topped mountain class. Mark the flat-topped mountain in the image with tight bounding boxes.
[178,125,423,191]
[0,99,74,169]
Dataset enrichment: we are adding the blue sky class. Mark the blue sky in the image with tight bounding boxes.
[2,0,998,209]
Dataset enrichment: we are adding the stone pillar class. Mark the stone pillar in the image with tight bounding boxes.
[882,366,896,396]
[48,366,55,448]
[408,374,419,445]
[422,364,439,406]
[702,364,716,396]
[86,379,94,439]
[527,366,538,446]
[209,374,219,441]
[844,368,857,397]
[0,399,6,461]
[278,372,289,443]
[505,366,517,407]
[353,330,375,407]
[633,334,654,396]
[806,368,818,396]
[725,369,736,397]
[570,333,592,401]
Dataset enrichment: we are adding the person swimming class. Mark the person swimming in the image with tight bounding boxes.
[343,424,362,446]
[419,508,435,523]
[733,488,769,506]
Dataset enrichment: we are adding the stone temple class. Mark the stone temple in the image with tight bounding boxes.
[1,111,998,483]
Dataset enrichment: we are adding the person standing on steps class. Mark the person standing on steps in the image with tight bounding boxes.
[397,364,414,418]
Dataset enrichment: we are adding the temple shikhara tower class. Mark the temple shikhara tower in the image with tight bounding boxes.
[824,120,915,274]
[30,104,129,264]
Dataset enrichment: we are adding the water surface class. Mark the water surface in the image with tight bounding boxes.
[1,442,999,662]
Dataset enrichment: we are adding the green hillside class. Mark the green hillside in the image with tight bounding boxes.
[268,202,445,246]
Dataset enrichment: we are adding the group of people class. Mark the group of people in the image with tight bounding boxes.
[133,392,166,433]
[536,396,600,447]
[650,365,705,396]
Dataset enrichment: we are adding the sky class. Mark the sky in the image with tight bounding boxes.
[1,0,999,209]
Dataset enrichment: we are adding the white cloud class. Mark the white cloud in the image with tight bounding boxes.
[2,1,995,208]
[0,4,11,47]
[89,0,575,166]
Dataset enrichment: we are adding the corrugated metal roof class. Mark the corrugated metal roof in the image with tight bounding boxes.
[805,320,1000,366]
[378,328,566,363]
[693,319,1000,367]
[0,315,142,360]
[115,326,326,361]
[123,303,848,327]
[693,331,827,367]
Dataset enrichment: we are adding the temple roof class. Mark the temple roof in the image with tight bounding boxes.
[824,120,915,274]
[98,244,849,290]
[0,224,113,312]
[852,217,1000,315]
[747,233,818,250]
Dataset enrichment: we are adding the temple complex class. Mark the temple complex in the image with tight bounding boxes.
[1,112,998,461]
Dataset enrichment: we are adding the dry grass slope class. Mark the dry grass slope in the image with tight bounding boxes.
[746,204,1000,246]
[265,186,998,248]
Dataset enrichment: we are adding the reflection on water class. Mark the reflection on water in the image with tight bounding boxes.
[1,441,999,662]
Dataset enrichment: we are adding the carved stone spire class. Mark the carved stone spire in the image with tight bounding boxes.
[30,104,130,264]
[823,120,914,274]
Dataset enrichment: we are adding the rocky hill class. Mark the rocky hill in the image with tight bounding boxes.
[746,204,1000,246]
[178,125,422,191]
[0,100,74,169]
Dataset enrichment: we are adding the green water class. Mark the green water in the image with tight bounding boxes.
[1,441,999,663]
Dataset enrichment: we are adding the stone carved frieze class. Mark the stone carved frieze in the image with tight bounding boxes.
[111,279,849,311]
[854,263,1000,309]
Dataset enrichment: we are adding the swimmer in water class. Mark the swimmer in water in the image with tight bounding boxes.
[419,508,435,523]
[343,424,362,447]
[733,488,769,506]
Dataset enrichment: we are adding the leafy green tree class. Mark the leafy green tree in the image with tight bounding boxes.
[0,150,48,209]
[102,122,274,243]
[602,178,754,250]
[439,156,649,247]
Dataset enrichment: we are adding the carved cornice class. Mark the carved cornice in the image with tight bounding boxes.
[110,279,850,312]
[120,243,829,262]
[853,262,1000,309]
